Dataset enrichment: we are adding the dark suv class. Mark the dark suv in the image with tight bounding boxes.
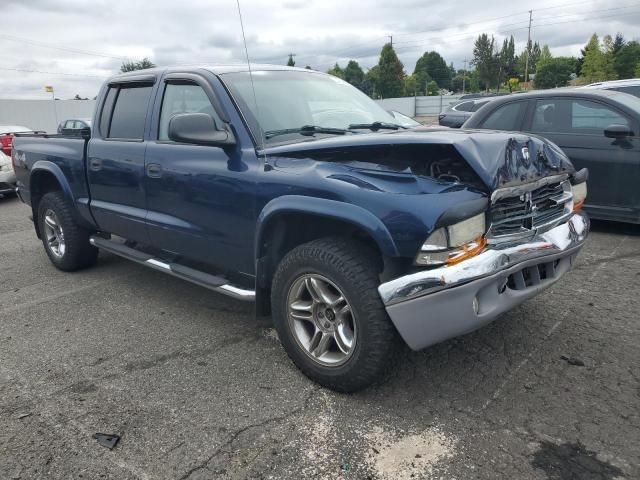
[463,89,640,223]
[57,118,92,135]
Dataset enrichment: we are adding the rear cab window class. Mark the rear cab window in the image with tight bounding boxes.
[97,83,153,140]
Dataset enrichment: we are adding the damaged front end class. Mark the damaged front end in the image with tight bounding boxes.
[264,129,591,351]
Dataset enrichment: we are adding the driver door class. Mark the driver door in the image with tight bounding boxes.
[144,73,256,275]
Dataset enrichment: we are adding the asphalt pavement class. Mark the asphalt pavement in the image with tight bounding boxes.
[1,195,638,480]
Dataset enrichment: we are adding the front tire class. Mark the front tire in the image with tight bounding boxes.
[37,191,98,271]
[271,237,400,392]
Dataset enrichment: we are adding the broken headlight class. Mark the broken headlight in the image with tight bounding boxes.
[416,213,487,267]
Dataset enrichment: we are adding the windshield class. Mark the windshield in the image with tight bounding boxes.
[220,70,400,144]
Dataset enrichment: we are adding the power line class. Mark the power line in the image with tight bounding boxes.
[0,33,129,60]
[0,67,107,78]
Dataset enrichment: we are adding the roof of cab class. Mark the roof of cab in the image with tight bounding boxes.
[106,64,322,83]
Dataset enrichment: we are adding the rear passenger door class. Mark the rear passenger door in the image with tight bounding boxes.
[525,97,640,212]
[87,76,156,242]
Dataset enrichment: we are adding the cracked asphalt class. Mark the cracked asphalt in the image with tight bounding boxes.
[1,195,638,480]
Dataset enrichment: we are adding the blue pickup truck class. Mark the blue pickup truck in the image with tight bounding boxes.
[12,65,589,391]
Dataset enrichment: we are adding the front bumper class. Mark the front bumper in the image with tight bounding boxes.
[378,212,589,350]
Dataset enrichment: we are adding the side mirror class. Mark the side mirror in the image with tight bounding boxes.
[604,124,633,139]
[168,113,235,147]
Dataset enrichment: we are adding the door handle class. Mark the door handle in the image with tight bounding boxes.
[89,158,102,171]
[146,163,163,178]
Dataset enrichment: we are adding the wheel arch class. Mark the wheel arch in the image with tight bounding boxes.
[254,196,399,315]
[29,162,73,238]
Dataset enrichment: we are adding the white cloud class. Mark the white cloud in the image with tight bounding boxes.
[1,0,639,98]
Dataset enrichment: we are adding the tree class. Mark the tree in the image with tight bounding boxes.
[614,41,640,79]
[581,34,608,83]
[403,74,417,97]
[414,51,451,91]
[516,41,542,79]
[612,33,626,56]
[506,78,520,93]
[602,35,618,80]
[287,54,296,67]
[500,36,516,79]
[375,43,405,98]
[426,80,439,96]
[343,60,365,90]
[472,34,500,91]
[636,63,640,77]
[452,74,468,93]
[362,66,379,97]
[327,63,345,79]
[120,57,156,72]
[535,57,576,89]
[538,45,553,66]
[73,94,88,100]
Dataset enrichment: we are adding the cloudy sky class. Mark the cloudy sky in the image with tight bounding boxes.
[1,0,639,99]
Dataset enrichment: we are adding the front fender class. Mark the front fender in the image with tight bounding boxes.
[256,195,399,258]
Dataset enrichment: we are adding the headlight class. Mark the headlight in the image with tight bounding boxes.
[572,182,587,210]
[416,212,487,266]
[447,213,486,247]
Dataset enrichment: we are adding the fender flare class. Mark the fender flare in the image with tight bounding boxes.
[30,160,74,202]
[255,195,399,260]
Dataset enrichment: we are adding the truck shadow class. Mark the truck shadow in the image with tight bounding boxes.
[589,218,640,236]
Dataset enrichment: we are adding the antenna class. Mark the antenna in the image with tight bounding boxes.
[235,0,266,151]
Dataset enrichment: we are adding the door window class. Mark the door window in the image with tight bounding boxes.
[531,98,629,134]
[159,83,222,141]
[107,85,153,139]
[479,101,526,131]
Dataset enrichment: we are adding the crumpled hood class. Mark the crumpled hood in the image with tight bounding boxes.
[451,129,574,189]
[263,128,575,191]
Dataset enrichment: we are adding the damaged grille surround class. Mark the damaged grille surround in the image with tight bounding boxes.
[487,174,573,244]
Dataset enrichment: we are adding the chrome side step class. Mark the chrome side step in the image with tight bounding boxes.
[89,236,255,301]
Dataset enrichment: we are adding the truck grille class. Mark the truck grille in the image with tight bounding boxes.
[489,180,572,239]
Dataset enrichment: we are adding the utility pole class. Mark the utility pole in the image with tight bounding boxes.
[524,10,533,86]
[388,35,393,47]
[462,58,467,94]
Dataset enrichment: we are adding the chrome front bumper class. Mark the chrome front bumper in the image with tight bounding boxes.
[378,212,589,350]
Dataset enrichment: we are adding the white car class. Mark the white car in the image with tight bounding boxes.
[0,150,17,197]
[579,78,640,98]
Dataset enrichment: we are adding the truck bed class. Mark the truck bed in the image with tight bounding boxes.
[13,133,88,203]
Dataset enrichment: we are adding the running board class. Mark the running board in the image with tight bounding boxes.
[89,236,255,301]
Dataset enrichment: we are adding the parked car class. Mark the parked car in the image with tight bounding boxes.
[12,65,589,391]
[463,89,640,223]
[580,78,640,98]
[439,98,493,128]
[0,150,16,197]
[0,125,35,157]
[57,118,92,135]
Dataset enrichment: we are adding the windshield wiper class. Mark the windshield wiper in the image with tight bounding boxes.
[264,125,350,139]
[348,121,406,131]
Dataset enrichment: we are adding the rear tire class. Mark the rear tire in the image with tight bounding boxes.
[37,191,98,271]
[271,237,400,392]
